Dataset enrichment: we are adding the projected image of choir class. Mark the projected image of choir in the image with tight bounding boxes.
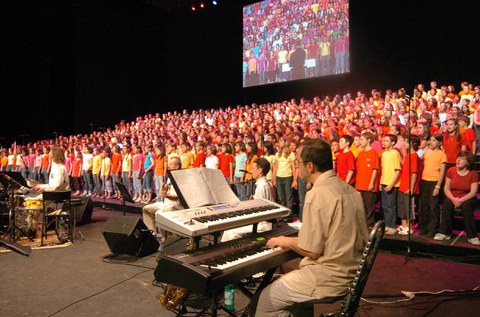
[242,0,350,87]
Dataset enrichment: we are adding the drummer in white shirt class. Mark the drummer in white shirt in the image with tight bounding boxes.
[28,147,70,236]
[32,146,70,193]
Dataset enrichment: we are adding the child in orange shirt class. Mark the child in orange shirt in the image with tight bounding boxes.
[419,133,447,237]
[355,133,380,227]
[111,145,123,199]
[0,149,7,171]
[331,139,340,171]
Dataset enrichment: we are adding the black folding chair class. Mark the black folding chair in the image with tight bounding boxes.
[291,221,386,317]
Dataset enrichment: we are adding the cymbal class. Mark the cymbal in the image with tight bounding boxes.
[26,179,40,186]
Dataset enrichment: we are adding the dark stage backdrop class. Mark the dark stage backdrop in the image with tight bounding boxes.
[1,0,75,146]
[1,0,479,146]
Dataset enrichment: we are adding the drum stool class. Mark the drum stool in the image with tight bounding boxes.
[41,191,73,246]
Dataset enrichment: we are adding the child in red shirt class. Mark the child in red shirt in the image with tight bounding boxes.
[71,149,83,195]
[218,143,234,184]
[458,116,476,154]
[336,135,356,185]
[397,136,421,235]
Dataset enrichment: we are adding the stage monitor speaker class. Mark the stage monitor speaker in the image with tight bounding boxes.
[65,197,93,225]
[102,216,159,257]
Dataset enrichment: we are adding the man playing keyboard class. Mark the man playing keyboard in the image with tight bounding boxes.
[253,139,368,317]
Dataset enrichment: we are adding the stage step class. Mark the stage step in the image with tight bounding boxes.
[381,231,480,265]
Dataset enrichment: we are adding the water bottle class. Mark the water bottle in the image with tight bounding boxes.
[63,218,69,242]
[58,217,67,242]
[224,284,235,311]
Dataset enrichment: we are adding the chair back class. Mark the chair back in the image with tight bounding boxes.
[339,221,385,317]
[42,191,71,203]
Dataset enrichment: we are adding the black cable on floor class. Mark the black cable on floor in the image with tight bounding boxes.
[102,253,157,269]
[102,252,136,262]
[422,295,480,316]
[47,268,152,317]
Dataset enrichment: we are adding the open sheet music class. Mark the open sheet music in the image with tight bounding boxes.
[168,168,240,208]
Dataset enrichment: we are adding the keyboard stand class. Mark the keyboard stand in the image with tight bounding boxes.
[193,231,222,250]
[211,289,236,317]
[252,223,258,234]
[210,266,278,317]
[241,266,279,317]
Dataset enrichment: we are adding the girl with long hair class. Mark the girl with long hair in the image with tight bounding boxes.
[218,143,234,184]
[261,141,276,181]
[243,142,258,198]
[234,142,247,200]
[443,118,467,170]
[273,137,296,209]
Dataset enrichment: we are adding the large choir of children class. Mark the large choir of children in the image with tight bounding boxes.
[1,80,479,244]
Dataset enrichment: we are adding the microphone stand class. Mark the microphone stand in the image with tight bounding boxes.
[52,132,62,145]
[404,113,414,264]
[102,175,111,211]
[160,136,166,203]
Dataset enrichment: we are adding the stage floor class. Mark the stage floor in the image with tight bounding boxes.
[1,205,480,316]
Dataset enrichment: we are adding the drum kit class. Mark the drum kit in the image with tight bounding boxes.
[0,173,42,242]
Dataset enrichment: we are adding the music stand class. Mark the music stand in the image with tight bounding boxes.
[2,172,34,242]
[3,171,31,188]
[115,182,134,216]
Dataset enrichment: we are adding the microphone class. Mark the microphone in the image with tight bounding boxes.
[1,174,31,192]
[239,169,251,174]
